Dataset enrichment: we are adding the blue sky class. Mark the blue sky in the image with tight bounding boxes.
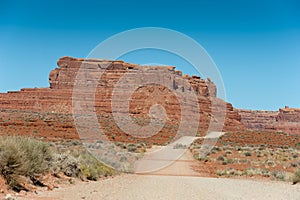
[0,0,299,110]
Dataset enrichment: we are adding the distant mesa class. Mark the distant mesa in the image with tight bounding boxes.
[0,56,299,143]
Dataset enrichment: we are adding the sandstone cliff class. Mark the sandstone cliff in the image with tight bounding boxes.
[238,106,300,134]
[0,57,246,143]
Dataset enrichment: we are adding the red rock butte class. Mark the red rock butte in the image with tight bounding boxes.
[0,57,299,144]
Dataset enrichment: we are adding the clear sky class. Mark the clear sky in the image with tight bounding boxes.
[0,0,299,110]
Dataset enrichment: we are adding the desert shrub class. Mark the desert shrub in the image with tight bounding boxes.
[217,155,225,161]
[244,152,252,157]
[260,169,271,177]
[292,170,300,184]
[0,136,53,190]
[196,154,210,162]
[235,146,242,151]
[78,150,114,180]
[136,143,146,149]
[226,168,236,176]
[271,170,286,181]
[258,145,265,151]
[126,143,138,152]
[222,161,227,165]
[0,136,115,190]
[226,158,234,164]
[222,158,234,165]
[52,153,80,177]
[225,150,232,155]
[71,140,82,146]
[257,152,262,157]
[290,162,298,168]
[265,159,275,167]
[119,156,127,162]
[212,146,222,151]
[216,170,223,176]
[59,149,114,180]
[114,142,126,149]
[292,153,298,159]
[210,149,217,154]
[217,168,239,176]
[244,168,257,177]
[282,156,288,162]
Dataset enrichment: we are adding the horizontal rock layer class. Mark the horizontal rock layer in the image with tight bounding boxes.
[238,106,300,134]
[0,57,246,144]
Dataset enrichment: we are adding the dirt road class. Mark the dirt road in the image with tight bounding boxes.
[18,174,300,200]
[18,146,300,200]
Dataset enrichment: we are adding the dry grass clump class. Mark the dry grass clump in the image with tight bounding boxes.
[217,167,272,178]
[0,136,52,191]
[63,149,114,181]
[271,170,287,181]
[0,136,114,191]
[191,138,300,184]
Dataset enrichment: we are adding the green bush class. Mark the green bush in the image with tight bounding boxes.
[0,136,115,191]
[76,150,114,180]
[259,169,270,177]
[126,143,138,152]
[226,158,234,164]
[217,155,225,161]
[197,156,210,162]
[290,162,298,168]
[53,148,115,180]
[244,152,252,157]
[52,153,80,177]
[271,170,286,181]
[0,136,52,190]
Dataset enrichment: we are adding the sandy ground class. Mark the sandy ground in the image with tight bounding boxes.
[16,146,300,200]
[16,174,300,200]
[134,136,200,174]
[136,143,201,176]
[5,136,300,200]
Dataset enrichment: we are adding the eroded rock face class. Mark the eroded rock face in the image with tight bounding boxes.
[266,107,300,134]
[1,56,246,143]
[237,109,278,130]
[238,107,300,134]
[277,107,300,122]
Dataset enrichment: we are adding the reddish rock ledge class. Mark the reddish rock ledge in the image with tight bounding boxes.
[237,106,300,134]
[0,57,247,144]
[0,57,299,145]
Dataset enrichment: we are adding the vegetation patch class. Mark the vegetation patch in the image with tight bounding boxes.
[0,136,115,191]
[191,136,300,184]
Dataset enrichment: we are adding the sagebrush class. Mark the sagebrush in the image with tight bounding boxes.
[0,136,114,191]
